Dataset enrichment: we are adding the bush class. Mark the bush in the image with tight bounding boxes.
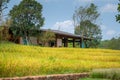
[0,26,4,41]
[0,26,10,42]
[99,37,120,50]
[90,68,120,80]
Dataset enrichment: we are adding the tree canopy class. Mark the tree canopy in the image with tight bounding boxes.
[38,30,55,47]
[99,37,120,50]
[73,3,102,48]
[116,0,120,23]
[0,0,9,14]
[9,0,44,45]
[0,0,10,42]
[0,0,9,25]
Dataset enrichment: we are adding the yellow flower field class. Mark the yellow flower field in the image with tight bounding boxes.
[0,42,120,77]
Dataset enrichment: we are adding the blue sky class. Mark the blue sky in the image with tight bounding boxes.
[4,0,120,40]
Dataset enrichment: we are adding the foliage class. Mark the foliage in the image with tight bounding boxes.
[38,29,55,47]
[0,42,120,77]
[0,27,8,41]
[116,0,120,23]
[99,37,120,50]
[0,0,9,15]
[0,26,4,41]
[0,0,9,26]
[0,19,13,42]
[73,3,102,48]
[9,0,44,45]
[73,3,100,23]
[90,69,120,80]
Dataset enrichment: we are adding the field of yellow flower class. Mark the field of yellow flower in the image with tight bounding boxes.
[0,42,120,77]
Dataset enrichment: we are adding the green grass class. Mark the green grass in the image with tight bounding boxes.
[80,69,120,80]
[0,42,120,77]
[90,69,120,80]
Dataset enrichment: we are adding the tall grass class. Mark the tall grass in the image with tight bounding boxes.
[90,68,120,80]
[0,42,120,77]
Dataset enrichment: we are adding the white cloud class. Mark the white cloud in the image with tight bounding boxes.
[51,20,74,33]
[106,30,116,35]
[100,25,107,30]
[100,4,117,13]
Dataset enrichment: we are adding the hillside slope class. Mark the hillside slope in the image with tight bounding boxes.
[0,42,120,77]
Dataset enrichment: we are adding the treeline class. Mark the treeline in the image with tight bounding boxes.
[99,37,120,50]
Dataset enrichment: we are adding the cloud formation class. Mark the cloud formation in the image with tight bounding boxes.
[51,20,74,33]
[100,25,107,30]
[106,30,116,35]
[100,4,117,13]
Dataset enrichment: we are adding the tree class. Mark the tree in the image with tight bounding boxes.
[0,18,12,41]
[99,37,120,50]
[73,3,102,48]
[0,0,9,25]
[116,0,120,23]
[38,30,55,47]
[9,0,44,45]
[0,0,9,15]
[0,0,9,42]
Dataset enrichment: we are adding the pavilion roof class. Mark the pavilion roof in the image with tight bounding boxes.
[40,29,92,40]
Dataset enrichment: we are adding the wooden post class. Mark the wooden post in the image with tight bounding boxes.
[64,38,68,47]
[63,38,65,47]
[66,38,68,47]
[55,35,57,47]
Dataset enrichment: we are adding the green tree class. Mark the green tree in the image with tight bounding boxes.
[73,3,102,48]
[0,0,9,15]
[9,0,44,45]
[38,30,55,47]
[0,0,9,42]
[0,0,9,24]
[99,37,120,50]
[116,0,120,23]
[0,26,3,41]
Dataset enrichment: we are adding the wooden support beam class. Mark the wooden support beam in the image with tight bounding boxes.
[62,36,70,47]
[55,36,57,47]
[73,39,75,47]
[64,38,68,47]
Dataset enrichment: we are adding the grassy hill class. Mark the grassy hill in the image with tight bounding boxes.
[0,42,120,77]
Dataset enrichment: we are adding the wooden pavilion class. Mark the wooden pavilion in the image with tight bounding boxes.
[41,29,92,48]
